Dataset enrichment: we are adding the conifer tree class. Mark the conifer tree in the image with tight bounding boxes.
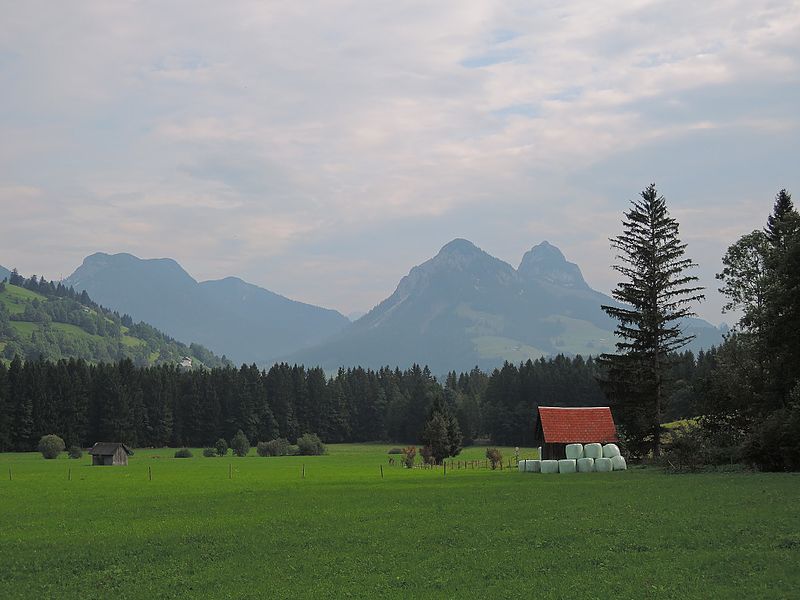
[600,184,704,457]
[762,189,800,406]
[420,396,462,463]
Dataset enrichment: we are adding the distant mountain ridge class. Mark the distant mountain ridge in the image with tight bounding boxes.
[290,239,722,373]
[65,252,350,365]
[0,265,10,281]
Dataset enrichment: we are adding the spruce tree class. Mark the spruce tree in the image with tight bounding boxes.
[419,396,462,463]
[762,189,800,406]
[600,184,704,458]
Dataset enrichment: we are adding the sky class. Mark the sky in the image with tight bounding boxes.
[1,1,798,325]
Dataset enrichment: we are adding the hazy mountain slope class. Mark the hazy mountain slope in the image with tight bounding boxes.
[0,265,10,281]
[65,253,349,365]
[291,239,722,373]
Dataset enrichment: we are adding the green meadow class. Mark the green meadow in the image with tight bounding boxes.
[1,445,798,599]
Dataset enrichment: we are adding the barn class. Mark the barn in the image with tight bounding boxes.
[534,406,618,460]
[88,442,133,466]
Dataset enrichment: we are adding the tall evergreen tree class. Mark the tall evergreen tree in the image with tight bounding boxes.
[762,189,800,407]
[600,184,704,457]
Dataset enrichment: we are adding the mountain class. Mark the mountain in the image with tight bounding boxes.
[0,276,226,367]
[65,253,350,365]
[0,265,10,281]
[290,239,723,373]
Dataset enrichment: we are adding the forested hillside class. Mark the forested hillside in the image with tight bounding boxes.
[0,271,226,368]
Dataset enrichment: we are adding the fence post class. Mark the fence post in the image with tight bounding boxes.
[8,466,11,481]
[380,465,384,479]
[68,468,71,481]
[149,465,152,481]
[228,464,232,479]
[302,464,305,479]
[444,461,447,477]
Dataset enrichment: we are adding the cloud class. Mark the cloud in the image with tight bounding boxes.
[0,0,798,322]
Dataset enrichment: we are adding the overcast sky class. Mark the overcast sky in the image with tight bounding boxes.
[1,1,798,324]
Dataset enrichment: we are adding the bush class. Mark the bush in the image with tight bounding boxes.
[662,424,744,473]
[420,445,435,465]
[174,448,193,458]
[296,433,325,456]
[486,447,502,470]
[67,445,83,460]
[214,438,228,457]
[257,438,291,457]
[38,434,65,459]
[231,430,250,457]
[402,446,416,468]
[202,447,216,457]
[387,447,403,454]
[742,403,800,472]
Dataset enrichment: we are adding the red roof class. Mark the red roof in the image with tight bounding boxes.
[537,406,618,443]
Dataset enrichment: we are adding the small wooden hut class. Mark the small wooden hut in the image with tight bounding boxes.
[88,442,133,466]
[534,406,618,460]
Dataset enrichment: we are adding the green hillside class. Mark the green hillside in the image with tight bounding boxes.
[0,278,227,367]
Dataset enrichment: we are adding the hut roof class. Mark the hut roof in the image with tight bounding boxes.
[536,406,618,443]
[88,442,134,456]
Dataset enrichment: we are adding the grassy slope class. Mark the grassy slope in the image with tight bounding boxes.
[0,444,798,599]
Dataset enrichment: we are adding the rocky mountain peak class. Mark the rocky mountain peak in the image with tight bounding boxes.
[518,241,590,290]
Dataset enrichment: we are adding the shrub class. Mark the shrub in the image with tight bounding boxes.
[214,438,228,457]
[174,448,193,458]
[662,424,744,473]
[420,445,435,465]
[402,446,416,468]
[38,434,65,459]
[202,447,216,457]
[67,445,83,460]
[486,447,502,470]
[231,430,250,457]
[387,447,403,455]
[257,438,291,457]
[742,403,800,472]
[296,433,325,456]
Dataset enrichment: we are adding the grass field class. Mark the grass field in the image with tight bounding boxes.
[1,445,798,599]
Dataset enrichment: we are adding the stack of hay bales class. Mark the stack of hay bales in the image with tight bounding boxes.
[520,442,627,474]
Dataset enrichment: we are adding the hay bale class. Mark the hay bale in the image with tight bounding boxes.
[576,457,595,473]
[584,443,603,459]
[595,457,613,472]
[526,459,541,473]
[541,459,559,474]
[602,443,621,459]
[558,459,577,474]
[518,460,527,472]
[611,455,627,471]
[565,444,584,459]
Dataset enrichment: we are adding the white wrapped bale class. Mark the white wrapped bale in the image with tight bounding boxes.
[595,457,613,472]
[558,459,577,474]
[611,455,627,471]
[518,460,527,472]
[541,460,559,474]
[565,444,584,459]
[576,457,595,473]
[526,460,541,473]
[584,443,603,459]
[602,443,621,459]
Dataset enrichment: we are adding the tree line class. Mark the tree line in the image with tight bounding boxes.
[0,350,714,453]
